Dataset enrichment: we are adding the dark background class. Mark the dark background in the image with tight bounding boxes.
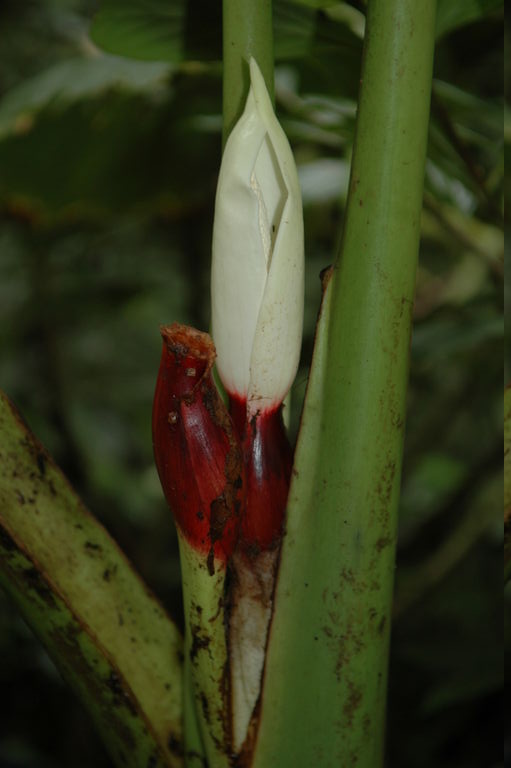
[0,1,503,766]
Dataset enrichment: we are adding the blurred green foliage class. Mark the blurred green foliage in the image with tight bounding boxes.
[0,1,503,766]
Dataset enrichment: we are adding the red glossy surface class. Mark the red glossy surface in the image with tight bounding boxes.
[230,396,292,553]
[152,324,242,564]
[153,323,293,562]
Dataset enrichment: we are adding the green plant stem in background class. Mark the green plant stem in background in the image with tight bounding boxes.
[253,2,437,766]
[222,0,274,146]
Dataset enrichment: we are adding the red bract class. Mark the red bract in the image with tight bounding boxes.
[152,324,242,570]
[152,324,293,569]
[230,397,292,554]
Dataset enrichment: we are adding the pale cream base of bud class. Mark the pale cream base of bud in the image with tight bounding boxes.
[229,549,278,754]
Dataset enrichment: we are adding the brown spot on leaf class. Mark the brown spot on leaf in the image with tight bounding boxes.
[102,564,118,582]
[167,734,184,757]
[335,626,366,681]
[190,624,212,662]
[23,566,58,609]
[343,681,363,728]
[107,671,138,717]
[15,490,25,505]
[84,541,102,554]
[36,452,46,476]
[199,692,210,725]
[375,535,392,552]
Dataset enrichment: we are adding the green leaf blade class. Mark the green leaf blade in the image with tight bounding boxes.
[435,0,502,39]
[91,1,187,63]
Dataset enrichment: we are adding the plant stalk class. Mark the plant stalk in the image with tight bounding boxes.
[0,391,184,768]
[222,0,274,146]
[253,1,437,765]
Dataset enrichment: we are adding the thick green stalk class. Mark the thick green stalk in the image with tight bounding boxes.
[0,391,184,768]
[222,0,274,145]
[253,2,436,766]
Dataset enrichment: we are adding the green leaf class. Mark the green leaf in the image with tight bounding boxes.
[289,0,339,7]
[436,0,502,39]
[0,390,184,768]
[90,0,318,65]
[395,470,500,617]
[91,0,187,63]
[300,10,363,100]
[273,1,317,59]
[0,89,220,221]
[399,452,468,537]
[411,308,503,363]
[0,55,172,139]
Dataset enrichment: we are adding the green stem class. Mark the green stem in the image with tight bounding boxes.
[0,391,184,768]
[324,0,437,757]
[253,1,436,765]
[222,0,274,146]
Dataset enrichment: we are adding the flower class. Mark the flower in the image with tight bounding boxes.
[153,59,305,758]
[211,57,304,752]
[211,57,304,417]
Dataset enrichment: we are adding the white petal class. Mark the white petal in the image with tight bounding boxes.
[247,59,304,414]
[211,80,268,398]
[211,58,304,409]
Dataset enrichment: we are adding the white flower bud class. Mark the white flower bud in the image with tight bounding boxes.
[211,58,304,416]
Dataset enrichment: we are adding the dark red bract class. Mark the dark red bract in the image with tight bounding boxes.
[152,324,293,564]
[152,324,242,565]
[230,396,292,554]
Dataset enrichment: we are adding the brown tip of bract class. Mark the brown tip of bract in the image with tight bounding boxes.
[160,323,216,370]
[153,324,241,564]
